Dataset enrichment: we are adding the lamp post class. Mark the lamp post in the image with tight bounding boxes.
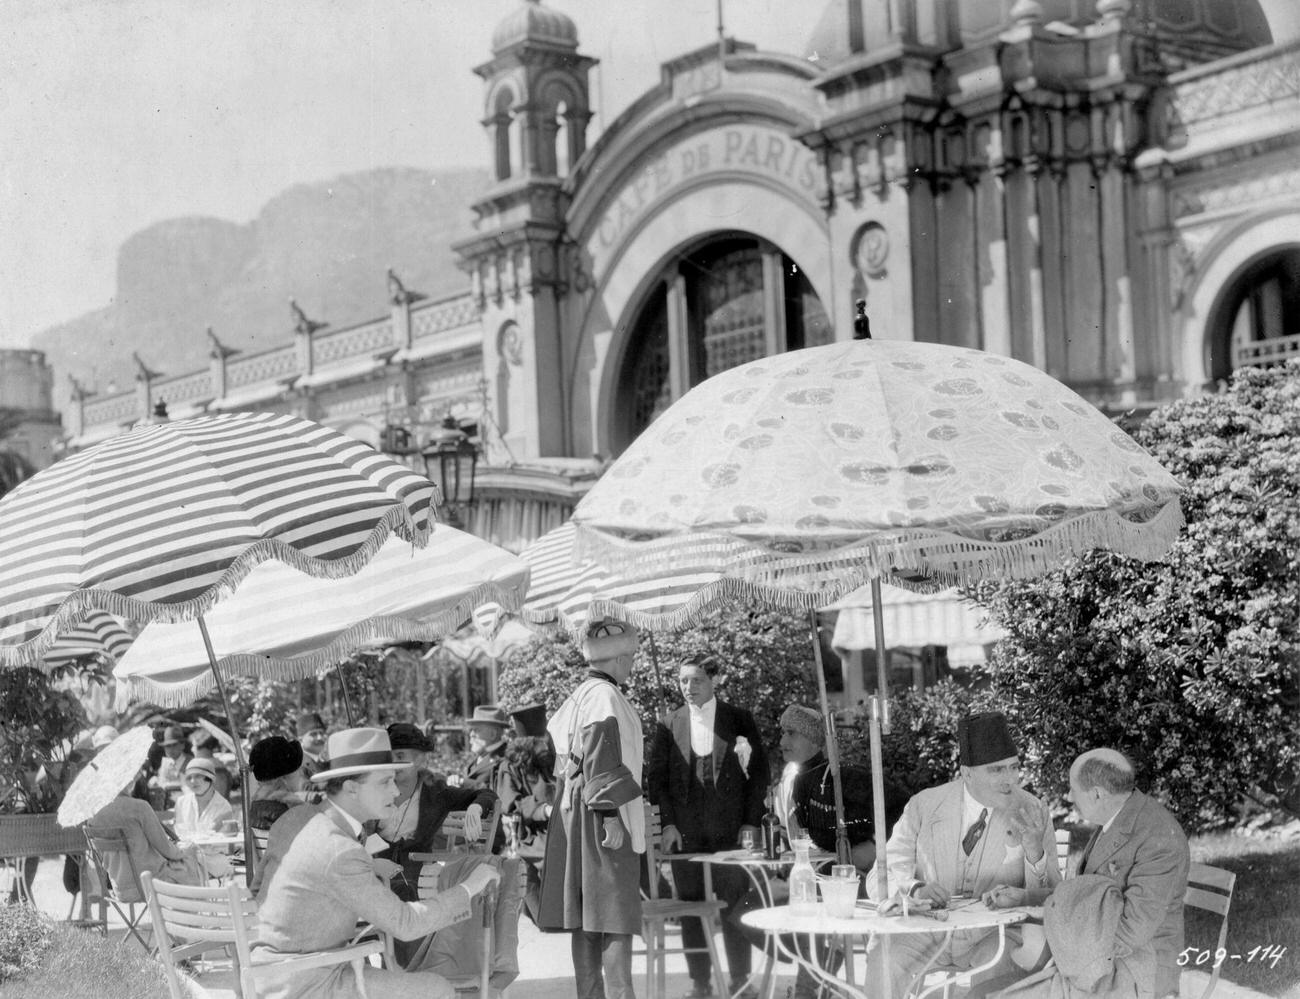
[421,416,479,528]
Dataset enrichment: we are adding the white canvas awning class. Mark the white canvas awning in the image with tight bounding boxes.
[825,585,1004,666]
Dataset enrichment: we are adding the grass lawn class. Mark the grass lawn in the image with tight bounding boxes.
[1186,832,1300,999]
[1,911,176,999]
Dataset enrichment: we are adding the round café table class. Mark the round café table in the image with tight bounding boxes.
[742,901,1027,999]
[184,830,245,883]
[684,847,835,999]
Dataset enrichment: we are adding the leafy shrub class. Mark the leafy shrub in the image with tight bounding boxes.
[839,679,994,802]
[0,665,95,814]
[973,361,1300,831]
[0,903,53,983]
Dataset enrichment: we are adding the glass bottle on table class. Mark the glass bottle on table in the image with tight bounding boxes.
[788,836,818,915]
[761,792,781,860]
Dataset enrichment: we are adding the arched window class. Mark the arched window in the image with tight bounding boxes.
[491,89,515,181]
[613,234,831,451]
[554,100,571,177]
[1211,247,1300,377]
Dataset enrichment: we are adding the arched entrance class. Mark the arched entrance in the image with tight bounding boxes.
[1206,246,1300,380]
[612,233,832,450]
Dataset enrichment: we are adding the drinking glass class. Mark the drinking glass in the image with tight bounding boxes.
[740,829,757,854]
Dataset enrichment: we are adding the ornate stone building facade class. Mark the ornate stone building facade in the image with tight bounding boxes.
[65,0,1300,554]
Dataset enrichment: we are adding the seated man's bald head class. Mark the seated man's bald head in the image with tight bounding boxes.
[1071,748,1135,795]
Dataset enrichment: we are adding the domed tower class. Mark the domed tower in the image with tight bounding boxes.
[455,1,597,462]
[476,0,596,186]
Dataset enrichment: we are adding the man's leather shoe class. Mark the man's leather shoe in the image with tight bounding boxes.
[683,981,714,999]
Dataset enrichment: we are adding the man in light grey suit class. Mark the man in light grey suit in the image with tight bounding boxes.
[253,727,500,999]
[1067,748,1190,999]
[866,712,1061,998]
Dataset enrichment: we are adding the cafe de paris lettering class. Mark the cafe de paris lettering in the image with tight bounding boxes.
[596,126,819,251]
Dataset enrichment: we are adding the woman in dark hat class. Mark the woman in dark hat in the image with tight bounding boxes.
[500,703,556,843]
[500,703,556,924]
[248,735,306,830]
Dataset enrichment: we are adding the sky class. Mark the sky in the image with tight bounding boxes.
[0,0,817,351]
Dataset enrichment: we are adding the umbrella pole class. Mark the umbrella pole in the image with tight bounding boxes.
[807,610,851,865]
[647,632,668,720]
[196,614,256,886]
[868,576,892,902]
[868,578,894,999]
[336,665,356,725]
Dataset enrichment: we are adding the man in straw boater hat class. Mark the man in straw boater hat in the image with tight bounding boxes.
[252,727,500,999]
[538,619,646,999]
[866,711,1061,998]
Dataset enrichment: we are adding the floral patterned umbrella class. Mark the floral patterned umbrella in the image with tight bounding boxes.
[572,339,1182,591]
[571,338,1184,889]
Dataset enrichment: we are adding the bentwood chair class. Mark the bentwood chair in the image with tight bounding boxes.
[637,802,729,999]
[142,870,383,999]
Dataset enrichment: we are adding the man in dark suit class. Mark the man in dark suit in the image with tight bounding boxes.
[1068,748,1190,999]
[647,654,770,999]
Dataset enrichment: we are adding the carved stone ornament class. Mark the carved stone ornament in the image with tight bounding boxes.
[499,322,524,366]
[855,222,890,279]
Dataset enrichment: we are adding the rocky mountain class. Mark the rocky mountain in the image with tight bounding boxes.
[33,166,491,400]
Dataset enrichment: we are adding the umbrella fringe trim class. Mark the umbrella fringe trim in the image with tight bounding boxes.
[570,502,1185,592]
[2,506,433,671]
[114,580,524,710]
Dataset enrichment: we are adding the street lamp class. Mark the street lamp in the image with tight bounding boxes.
[421,416,479,527]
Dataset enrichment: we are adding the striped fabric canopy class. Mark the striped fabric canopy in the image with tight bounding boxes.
[113,525,529,707]
[43,610,134,671]
[521,522,942,636]
[0,412,437,668]
[521,522,741,636]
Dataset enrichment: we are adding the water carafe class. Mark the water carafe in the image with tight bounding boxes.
[788,836,818,915]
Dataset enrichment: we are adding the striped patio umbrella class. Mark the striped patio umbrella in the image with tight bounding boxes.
[42,610,135,671]
[0,411,436,668]
[521,521,756,636]
[0,411,435,870]
[112,525,529,708]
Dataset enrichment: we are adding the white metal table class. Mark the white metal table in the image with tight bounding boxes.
[686,848,835,999]
[742,901,1028,999]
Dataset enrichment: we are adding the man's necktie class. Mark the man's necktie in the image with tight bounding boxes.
[1077,826,1101,875]
[962,808,988,856]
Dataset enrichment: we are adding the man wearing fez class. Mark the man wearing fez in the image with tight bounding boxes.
[539,620,646,999]
[867,711,1060,998]
[253,727,500,999]
[295,711,328,779]
[647,653,770,999]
